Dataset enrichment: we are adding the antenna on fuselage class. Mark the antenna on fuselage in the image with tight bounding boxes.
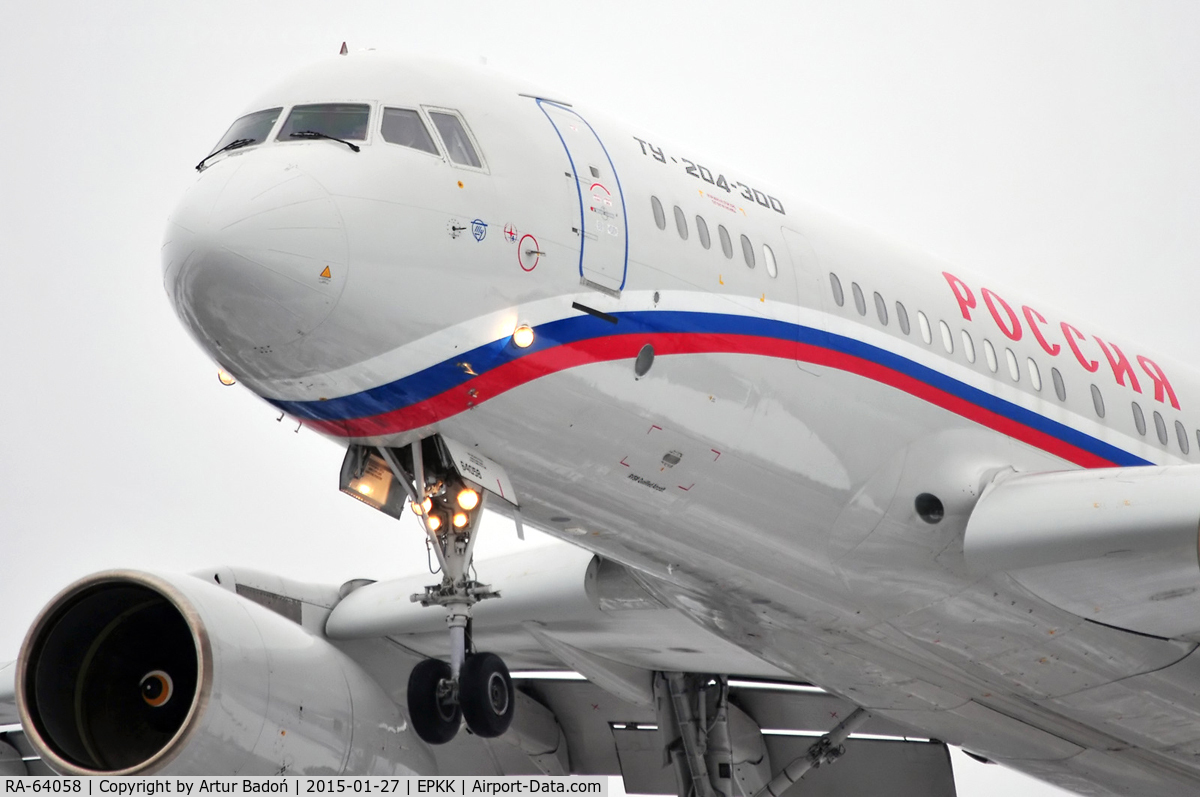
[339,41,348,55]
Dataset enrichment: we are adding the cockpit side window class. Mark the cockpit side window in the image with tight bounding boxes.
[212,107,283,151]
[381,108,439,155]
[428,111,482,168]
[278,103,371,141]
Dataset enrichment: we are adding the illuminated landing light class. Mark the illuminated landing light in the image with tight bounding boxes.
[356,484,373,496]
[411,497,434,515]
[427,515,442,531]
[457,488,480,510]
[512,325,535,348]
[217,369,236,386]
[453,512,469,528]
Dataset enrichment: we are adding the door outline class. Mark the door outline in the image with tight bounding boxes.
[536,99,629,293]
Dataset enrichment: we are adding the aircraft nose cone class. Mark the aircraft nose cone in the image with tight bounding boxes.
[162,156,347,370]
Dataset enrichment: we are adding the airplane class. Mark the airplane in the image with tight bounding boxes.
[2,47,1199,795]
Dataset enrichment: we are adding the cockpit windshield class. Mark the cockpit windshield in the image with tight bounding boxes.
[278,103,371,141]
[211,108,283,152]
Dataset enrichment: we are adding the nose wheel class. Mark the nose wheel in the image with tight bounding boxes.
[460,652,515,738]
[407,659,461,745]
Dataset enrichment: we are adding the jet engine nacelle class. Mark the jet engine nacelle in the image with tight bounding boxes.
[965,465,1200,640]
[16,570,430,775]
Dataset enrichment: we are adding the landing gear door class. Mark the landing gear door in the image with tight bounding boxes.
[441,436,519,506]
[536,100,628,295]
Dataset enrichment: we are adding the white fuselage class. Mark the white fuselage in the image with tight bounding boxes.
[162,53,1200,795]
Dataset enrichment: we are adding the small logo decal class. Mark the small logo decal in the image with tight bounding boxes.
[503,224,518,243]
[319,266,332,282]
[471,219,488,242]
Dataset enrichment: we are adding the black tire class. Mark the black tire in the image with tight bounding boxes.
[460,652,514,738]
[407,658,460,745]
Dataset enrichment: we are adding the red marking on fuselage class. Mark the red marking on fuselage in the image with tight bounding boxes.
[648,424,662,434]
[711,449,722,460]
[678,483,694,491]
[942,271,1180,409]
[299,331,1113,469]
[620,456,629,467]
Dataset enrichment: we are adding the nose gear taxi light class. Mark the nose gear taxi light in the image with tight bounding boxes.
[453,512,469,528]
[457,488,480,510]
[512,325,534,348]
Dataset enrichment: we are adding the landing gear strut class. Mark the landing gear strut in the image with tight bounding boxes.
[371,439,515,744]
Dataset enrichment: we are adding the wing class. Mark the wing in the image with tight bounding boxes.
[965,464,1200,640]
[324,544,956,794]
[0,660,29,775]
[0,661,14,725]
[5,546,956,793]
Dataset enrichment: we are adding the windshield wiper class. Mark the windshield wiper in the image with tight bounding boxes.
[289,130,361,152]
[195,138,256,172]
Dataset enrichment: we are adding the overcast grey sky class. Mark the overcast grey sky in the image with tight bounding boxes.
[5,2,1200,793]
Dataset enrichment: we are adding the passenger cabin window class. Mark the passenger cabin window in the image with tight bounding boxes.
[719,225,733,259]
[1052,367,1066,401]
[381,108,438,154]
[851,283,866,316]
[939,320,954,353]
[674,206,689,240]
[1005,348,1020,382]
[874,292,888,325]
[763,244,778,278]
[651,196,666,230]
[741,235,756,268]
[428,111,482,167]
[696,216,711,249]
[279,103,370,141]
[830,273,845,307]
[1091,384,1106,418]
[895,302,910,335]
[1154,411,1168,445]
[1132,402,1147,436]
[961,330,975,363]
[1177,421,1190,454]
[983,339,998,372]
[917,311,932,345]
[211,107,282,153]
[1028,358,1042,391]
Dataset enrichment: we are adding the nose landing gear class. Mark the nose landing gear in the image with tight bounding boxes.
[363,439,516,745]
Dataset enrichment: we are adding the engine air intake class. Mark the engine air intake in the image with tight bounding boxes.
[20,577,202,772]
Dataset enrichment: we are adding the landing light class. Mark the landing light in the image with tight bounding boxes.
[512,325,535,348]
[217,369,236,386]
[427,515,442,532]
[411,497,433,515]
[339,448,406,519]
[457,488,480,510]
[453,512,469,528]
